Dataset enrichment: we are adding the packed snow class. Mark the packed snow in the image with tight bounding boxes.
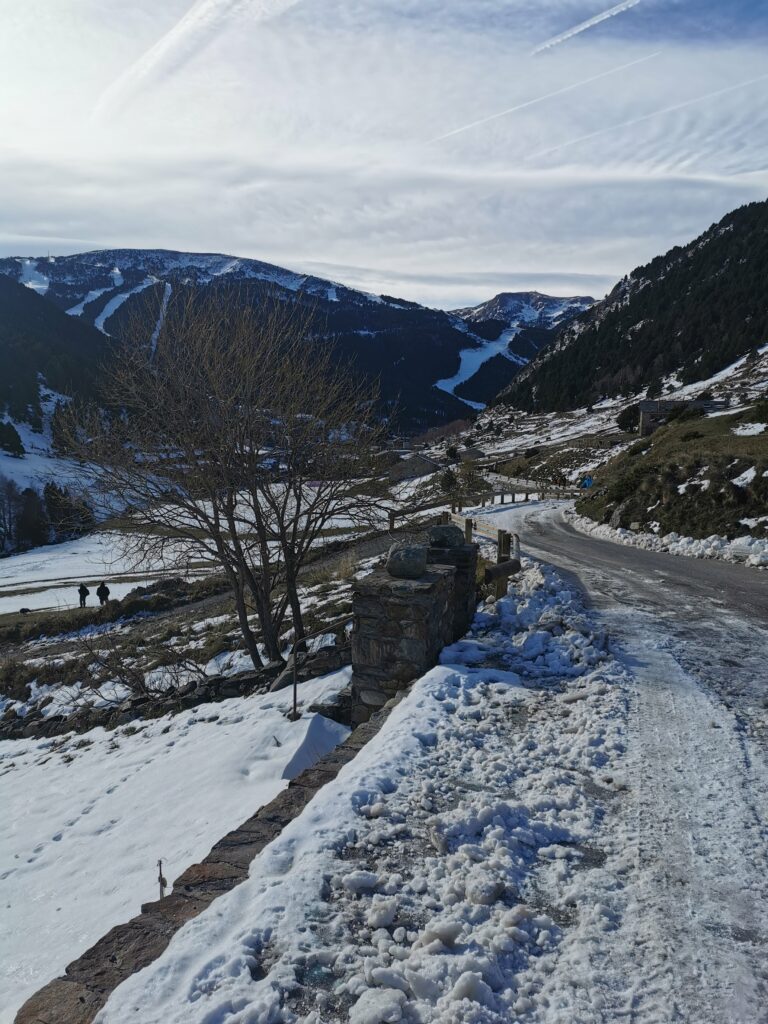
[95,277,157,334]
[567,510,768,567]
[0,672,351,1023]
[18,258,49,295]
[732,422,766,436]
[436,328,526,402]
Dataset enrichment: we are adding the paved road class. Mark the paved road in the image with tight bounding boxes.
[510,507,768,626]
[488,504,768,1023]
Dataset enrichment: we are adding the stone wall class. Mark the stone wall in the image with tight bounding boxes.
[426,542,478,643]
[350,565,456,723]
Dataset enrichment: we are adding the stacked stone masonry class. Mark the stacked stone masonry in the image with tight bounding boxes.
[351,539,478,723]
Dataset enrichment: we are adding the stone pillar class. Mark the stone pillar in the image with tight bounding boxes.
[426,542,478,643]
[350,566,456,724]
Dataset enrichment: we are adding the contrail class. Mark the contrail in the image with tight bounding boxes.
[532,0,644,55]
[93,0,300,120]
[426,52,660,145]
[530,72,768,159]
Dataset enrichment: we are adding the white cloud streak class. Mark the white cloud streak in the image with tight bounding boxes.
[531,0,645,55]
[426,51,661,144]
[530,71,768,160]
[93,0,300,119]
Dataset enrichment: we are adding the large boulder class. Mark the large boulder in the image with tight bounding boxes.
[386,543,428,579]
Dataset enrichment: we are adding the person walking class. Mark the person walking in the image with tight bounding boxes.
[96,581,110,606]
[78,583,90,608]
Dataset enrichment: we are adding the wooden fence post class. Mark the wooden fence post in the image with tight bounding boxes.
[388,510,396,532]
[464,518,473,543]
[495,529,509,599]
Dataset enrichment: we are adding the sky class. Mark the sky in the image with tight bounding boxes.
[1,1,767,308]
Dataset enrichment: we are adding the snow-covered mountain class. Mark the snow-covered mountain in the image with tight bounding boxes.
[0,250,590,429]
[453,291,594,331]
[439,291,594,406]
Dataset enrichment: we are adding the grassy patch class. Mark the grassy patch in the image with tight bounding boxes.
[576,410,768,538]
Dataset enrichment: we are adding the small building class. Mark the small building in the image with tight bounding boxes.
[637,398,727,436]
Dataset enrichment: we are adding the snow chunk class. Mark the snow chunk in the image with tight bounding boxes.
[349,987,406,1024]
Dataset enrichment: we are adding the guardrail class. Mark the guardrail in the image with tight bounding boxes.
[388,486,578,531]
[445,511,522,599]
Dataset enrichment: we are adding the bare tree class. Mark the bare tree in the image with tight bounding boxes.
[64,289,389,669]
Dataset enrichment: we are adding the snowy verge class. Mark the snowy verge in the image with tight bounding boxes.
[99,562,629,1024]
[566,510,768,568]
[0,671,351,1024]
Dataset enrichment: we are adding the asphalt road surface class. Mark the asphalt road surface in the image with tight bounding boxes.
[487,504,768,1023]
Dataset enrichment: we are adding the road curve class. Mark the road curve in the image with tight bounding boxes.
[509,506,768,626]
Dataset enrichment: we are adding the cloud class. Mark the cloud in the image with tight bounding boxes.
[531,0,645,55]
[93,0,301,119]
[529,70,768,160]
[426,51,661,144]
[1,3,767,307]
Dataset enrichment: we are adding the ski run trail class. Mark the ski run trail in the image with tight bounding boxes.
[93,506,768,1024]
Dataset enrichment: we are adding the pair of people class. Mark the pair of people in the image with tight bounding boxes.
[77,582,110,608]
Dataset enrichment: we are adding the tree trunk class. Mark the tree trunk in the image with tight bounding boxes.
[231,577,263,669]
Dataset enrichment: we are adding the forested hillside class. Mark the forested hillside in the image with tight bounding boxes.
[0,277,105,426]
[502,200,768,411]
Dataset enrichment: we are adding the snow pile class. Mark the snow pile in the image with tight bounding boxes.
[0,671,351,1023]
[99,562,629,1024]
[567,511,768,567]
[732,422,766,437]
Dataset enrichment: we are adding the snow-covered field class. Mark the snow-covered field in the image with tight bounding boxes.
[0,671,351,1023]
[567,511,768,568]
[0,532,201,616]
[97,560,630,1024]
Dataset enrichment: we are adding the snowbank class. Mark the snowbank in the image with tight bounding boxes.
[567,511,768,568]
[0,671,351,1023]
[99,562,629,1024]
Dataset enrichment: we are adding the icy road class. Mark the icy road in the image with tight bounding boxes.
[486,503,768,1021]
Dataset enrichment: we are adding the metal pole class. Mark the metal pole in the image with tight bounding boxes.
[292,654,298,721]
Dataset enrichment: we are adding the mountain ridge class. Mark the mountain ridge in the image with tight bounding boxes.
[0,248,589,428]
[500,199,768,412]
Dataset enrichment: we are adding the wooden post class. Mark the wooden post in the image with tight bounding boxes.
[158,860,167,901]
[464,518,473,543]
[440,511,450,524]
[388,510,396,532]
[495,529,508,599]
